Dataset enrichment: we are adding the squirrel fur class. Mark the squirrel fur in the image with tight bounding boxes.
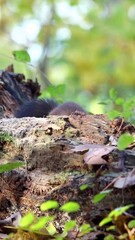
[15,99,86,118]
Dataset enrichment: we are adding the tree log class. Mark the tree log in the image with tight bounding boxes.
[0,113,135,224]
[0,67,135,237]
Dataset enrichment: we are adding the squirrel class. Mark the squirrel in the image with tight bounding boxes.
[15,99,86,118]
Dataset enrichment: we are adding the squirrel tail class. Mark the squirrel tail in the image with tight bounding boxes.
[15,98,58,118]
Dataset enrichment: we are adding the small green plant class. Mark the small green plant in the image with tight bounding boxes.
[11,200,93,239]
[99,204,133,227]
[0,131,24,173]
[0,132,13,143]
[0,162,24,174]
[6,193,135,240]
[107,88,135,123]
[104,88,135,150]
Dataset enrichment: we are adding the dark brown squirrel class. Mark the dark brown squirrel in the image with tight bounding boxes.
[15,99,86,118]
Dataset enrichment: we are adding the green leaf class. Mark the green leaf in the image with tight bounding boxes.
[0,162,24,173]
[56,84,66,95]
[42,84,66,100]
[104,234,115,240]
[0,132,13,142]
[20,213,34,228]
[122,110,132,119]
[61,221,77,238]
[40,200,59,211]
[30,216,54,231]
[123,99,135,112]
[79,184,89,191]
[115,97,124,105]
[60,202,80,213]
[109,205,133,218]
[109,88,117,101]
[107,110,121,120]
[12,50,31,62]
[99,205,133,227]
[46,223,57,235]
[64,220,77,232]
[92,190,112,204]
[79,223,93,236]
[106,225,116,231]
[128,220,135,229]
[117,133,134,150]
[99,216,112,227]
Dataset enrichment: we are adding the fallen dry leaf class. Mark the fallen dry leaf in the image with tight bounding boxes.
[114,168,135,189]
[72,144,116,165]
[0,212,21,228]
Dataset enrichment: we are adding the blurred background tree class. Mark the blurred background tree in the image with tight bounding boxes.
[0,0,135,113]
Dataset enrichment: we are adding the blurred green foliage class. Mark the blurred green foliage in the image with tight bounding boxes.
[0,0,135,113]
